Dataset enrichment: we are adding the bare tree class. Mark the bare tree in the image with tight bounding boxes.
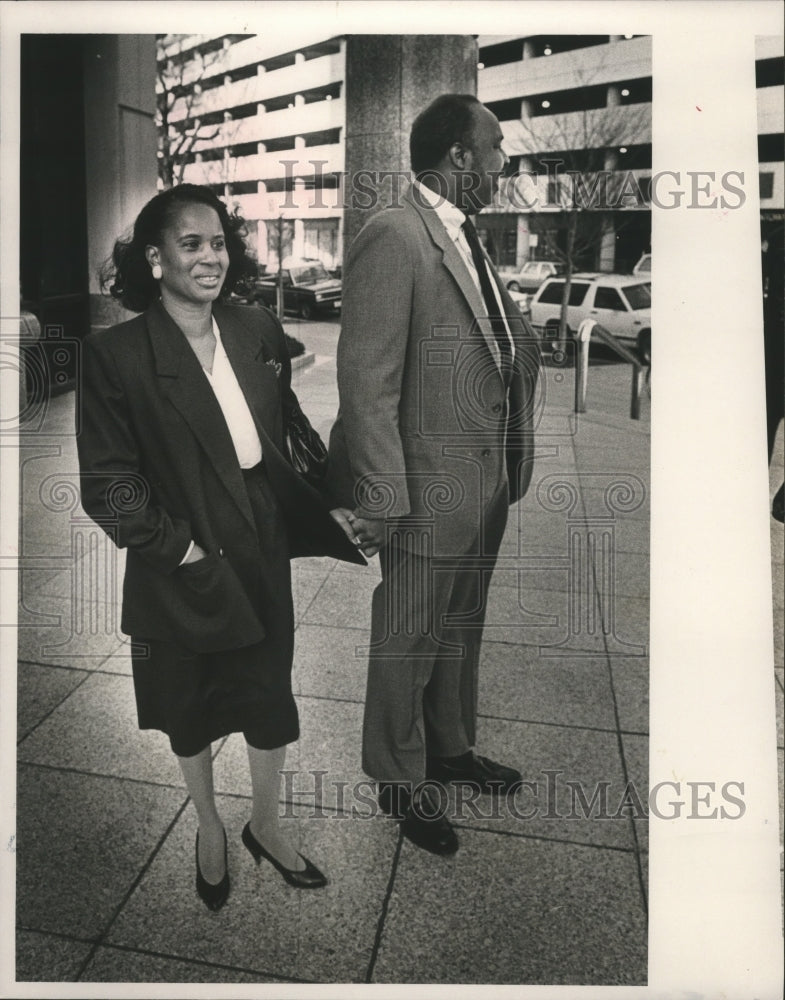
[498,58,650,347]
[156,35,240,188]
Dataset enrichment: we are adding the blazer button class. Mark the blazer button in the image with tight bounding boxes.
[492,403,502,413]
[481,448,491,457]
[218,547,224,557]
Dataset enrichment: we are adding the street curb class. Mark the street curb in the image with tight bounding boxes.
[291,351,316,372]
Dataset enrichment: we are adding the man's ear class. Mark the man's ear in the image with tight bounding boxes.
[448,142,470,170]
[145,246,159,268]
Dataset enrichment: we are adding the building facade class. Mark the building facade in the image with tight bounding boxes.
[160,32,783,275]
[160,32,656,274]
[160,32,346,270]
[756,35,785,245]
[477,34,652,274]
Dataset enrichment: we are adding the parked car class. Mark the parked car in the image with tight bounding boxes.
[632,253,651,276]
[507,288,531,316]
[253,258,341,319]
[498,260,563,293]
[529,273,651,361]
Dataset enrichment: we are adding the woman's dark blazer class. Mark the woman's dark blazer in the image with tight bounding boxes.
[77,299,363,654]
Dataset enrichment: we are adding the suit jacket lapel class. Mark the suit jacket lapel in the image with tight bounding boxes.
[405,185,503,371]
[145,300,256,531]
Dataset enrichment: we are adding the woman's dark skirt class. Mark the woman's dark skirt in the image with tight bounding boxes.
[130,463,298,757]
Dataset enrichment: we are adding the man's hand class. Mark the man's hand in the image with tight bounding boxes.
[329,508,385,558]
[348,511,386,557]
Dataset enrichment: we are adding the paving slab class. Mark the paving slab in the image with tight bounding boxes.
[482,582,610,654]
[79,946,286,983]
[105,796,394,983]
[213,699,366,814]
[17,671,183,786]
[620,732,649,854]
[478,643,618,730]
[608,550,650,599]
[610,656,650,735]
[16,765,186,940]
[16,590,128,669]
[460,716,637,850]
[291,563,331,623]
[17,661,90,742]
[372,827,646,985]
[300,569,378,630]
[15,930,95,983]
[292,624,369,702]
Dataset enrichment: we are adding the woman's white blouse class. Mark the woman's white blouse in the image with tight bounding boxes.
[202,316,263,469]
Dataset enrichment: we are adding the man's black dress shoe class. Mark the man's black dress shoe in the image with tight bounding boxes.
[241,823,327,889]
[195,829,230,912]
[426,751,522,793]
[378,783,458,856]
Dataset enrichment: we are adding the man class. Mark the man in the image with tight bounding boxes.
[328,94,540,854]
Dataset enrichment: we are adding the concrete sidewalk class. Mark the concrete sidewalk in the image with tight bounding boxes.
[12,319,663,984]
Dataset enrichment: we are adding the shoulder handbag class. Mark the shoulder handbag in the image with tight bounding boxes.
[284,399,328,488]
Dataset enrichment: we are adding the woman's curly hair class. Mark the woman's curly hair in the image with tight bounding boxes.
[100,184,257,313]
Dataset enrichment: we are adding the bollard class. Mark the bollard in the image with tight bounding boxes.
[574,318,595,414]
[631,365,645,420]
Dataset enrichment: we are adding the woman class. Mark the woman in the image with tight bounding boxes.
[78,184,368,911]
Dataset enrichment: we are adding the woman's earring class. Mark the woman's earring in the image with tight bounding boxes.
[151,263,163,280]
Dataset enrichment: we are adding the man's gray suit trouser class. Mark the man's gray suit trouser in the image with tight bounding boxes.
[361,479,510,785]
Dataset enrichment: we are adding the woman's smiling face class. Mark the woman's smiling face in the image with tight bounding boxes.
[149,202,230,308]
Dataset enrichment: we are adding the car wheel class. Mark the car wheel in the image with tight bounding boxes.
[298,300,314,321]
[507,281,521,292]
[638,329,651,365]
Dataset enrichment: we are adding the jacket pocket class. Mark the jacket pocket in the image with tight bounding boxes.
[123,550,267,653]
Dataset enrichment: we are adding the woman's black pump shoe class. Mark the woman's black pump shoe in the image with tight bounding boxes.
[241,822,327,889]
[195,829,230,911]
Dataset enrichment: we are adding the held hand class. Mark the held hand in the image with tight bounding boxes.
[329,508,384,558]
[182,542,209,564]
[348,511,386,557]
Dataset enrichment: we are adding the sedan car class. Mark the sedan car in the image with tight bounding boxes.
[529,273,651,361]
[498,260,563,293]
[253,258,341,319]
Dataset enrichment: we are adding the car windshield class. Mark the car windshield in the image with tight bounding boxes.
[290,264,330,283]
[622,283,651,310]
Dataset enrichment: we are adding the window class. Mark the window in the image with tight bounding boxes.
[759,172,774,199]
[568,282,590,305]
[537,280,589,305]
[594,286,626,311]
[537,281,564,304]
[622,283,651,310]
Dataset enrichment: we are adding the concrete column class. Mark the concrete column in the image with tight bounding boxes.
[520,98,533,119]
[522,39,536,59]
[607,84,621,107]
[343,35,477,258]
[598,215,616,272]
[293,217,305,258]
[515,217,530,267]
[82,34,157,330]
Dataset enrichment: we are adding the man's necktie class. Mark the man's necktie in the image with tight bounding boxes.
[461,215,512,368]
